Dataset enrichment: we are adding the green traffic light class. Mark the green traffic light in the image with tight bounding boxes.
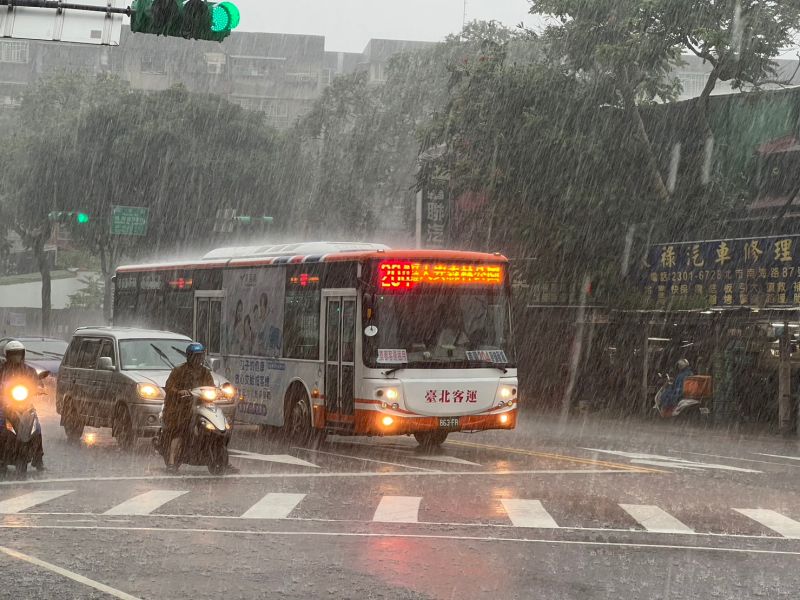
[76,212,90,224]
[220,2,239,29]
[210,2,239,33]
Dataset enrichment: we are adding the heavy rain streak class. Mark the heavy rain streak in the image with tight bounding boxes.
[1,0,800,598]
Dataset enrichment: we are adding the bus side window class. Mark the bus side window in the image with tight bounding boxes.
[283,266,321,360]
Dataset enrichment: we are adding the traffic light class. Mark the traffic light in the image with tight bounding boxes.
[48,211,90,224]
[131,0,240,42]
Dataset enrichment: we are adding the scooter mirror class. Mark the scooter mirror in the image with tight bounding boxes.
[38,370,50,380]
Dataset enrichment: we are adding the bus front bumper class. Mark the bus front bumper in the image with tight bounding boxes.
[353,408,517,436]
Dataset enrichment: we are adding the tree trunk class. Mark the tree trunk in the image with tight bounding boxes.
[34,234,51,335]
[620,86,670,204]
[99,241,114,324]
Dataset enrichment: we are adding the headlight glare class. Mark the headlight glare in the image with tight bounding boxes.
[11,385,29,402]
[137,383,164,400]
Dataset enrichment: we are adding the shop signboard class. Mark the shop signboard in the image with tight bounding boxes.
[641,235,800,307]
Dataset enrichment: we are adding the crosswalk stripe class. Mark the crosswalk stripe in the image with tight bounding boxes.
[227,450,320,468]
[619,504,694,534]
[373,496,421,523]
[0,490,73,514]
[240,493,306,519]
[500,499,559,528]
[734,509,800,538]
[103,490,188,516]
[412,455,482,466]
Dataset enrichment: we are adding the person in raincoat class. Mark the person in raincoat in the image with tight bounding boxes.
[659,358,693,411]
[162,342,214,472]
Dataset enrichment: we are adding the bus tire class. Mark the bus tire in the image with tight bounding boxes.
[414,431,448,449]
[287,392,325,447]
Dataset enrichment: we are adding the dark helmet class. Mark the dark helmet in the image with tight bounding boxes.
[186,342,205,357]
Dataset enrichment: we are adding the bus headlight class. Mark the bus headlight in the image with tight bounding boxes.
[499,385,516,400]
[500,414,509,424]
[381,416,394,427]
[376,388,400,401]
[137,383,165,401]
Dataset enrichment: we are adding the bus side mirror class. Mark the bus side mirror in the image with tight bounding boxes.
[363,293,375,320]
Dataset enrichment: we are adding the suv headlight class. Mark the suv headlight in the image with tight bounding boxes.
[137,383,165,401]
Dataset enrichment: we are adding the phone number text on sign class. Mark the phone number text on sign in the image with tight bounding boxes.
[425,389,477,404]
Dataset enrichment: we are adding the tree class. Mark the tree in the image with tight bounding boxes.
[67,274,105,310]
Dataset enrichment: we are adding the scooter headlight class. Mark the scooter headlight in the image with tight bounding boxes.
[220,383,236,400]
[197,387,218,402]
[11,385,29,402]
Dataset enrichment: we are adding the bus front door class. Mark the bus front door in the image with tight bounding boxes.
[324,293,356,420]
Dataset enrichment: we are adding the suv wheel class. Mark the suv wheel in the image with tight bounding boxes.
[63,399,84,443]
[114,406,136,450]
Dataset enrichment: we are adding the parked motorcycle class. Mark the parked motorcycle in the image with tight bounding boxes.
[153,386,231,475]
[1,371,47,477]
[654,372,712,421]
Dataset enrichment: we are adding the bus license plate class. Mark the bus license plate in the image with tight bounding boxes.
[439,417,461,430]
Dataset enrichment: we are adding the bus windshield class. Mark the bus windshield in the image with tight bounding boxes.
[365,287,515,368]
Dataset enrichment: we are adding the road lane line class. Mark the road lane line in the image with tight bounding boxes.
[103,490,188,516]
[0,546,142,600]
[755,453,800,462]
[500,499,559,528]
[4,525,800,556]
[0,490,73,514]
[295,447,439,472]
[448,440,663,473]
[373,496,421,523]
[619,504,694,534]
[228,450,320,468]
[734,509,800,538]
[240,493,306,519]
[411,455,482,466]
[0,469,643,486]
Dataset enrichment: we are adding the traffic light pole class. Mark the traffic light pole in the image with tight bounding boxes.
[0,0,131,15]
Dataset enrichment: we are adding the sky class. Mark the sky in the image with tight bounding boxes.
[233,0,539,53]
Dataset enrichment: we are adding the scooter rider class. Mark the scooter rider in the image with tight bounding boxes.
[163,343,238,474]
[0,341,45,470]
[659,358,694,412]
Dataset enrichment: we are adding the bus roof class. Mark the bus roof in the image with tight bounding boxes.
[116,242,508,273]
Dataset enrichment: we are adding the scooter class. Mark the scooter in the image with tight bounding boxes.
[153,386,231,475]
[1,372,47,477]
[653,373,710,420]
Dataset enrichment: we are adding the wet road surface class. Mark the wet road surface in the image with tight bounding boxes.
[1,396,799,599]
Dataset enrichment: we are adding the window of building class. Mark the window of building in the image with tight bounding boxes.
[0,41,29,64]
[140,53,167,75]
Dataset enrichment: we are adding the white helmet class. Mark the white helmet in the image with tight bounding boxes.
[4,340,25,358]
[677,358,690,370]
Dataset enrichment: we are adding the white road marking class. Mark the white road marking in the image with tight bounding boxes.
[631,460,704,471]
[296,447,439,472]
[586,449,762,473]
[755,453,800,462]
[0,469,641,487]
[228,450,319,468]
[3,524,800,556]
[240,493,306,519]
[412,454,482,466]
[0,545,142,600]
[500,499,559,528]
[373,496,421,523]
[619,504,694,534]
[678,451,800,468]
[734,509,800,539]
[0,490,73,514]
[103,490,188,516]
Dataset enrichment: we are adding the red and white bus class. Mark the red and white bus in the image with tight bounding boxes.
[114,242,518,446]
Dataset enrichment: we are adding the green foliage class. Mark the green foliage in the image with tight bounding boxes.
[67,273,105,310]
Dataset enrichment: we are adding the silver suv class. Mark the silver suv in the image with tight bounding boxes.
[56,327,236,448]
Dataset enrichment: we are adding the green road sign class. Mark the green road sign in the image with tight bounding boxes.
[111,206,149,236]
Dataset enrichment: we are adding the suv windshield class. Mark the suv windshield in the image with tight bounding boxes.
[364,287,515,368]
[119,339,188,371]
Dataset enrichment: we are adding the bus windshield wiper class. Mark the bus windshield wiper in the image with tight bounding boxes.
[151,344,176,369]
[383,364,408,376]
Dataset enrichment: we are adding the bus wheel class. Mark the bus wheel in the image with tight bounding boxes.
[414,431,448,449]
[288,394,325,447]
